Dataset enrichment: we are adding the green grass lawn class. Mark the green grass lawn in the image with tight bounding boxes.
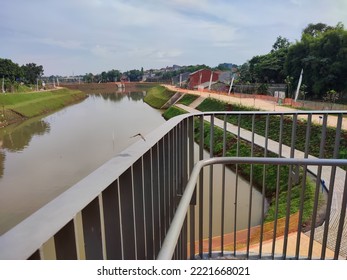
[177,94,199,106]
[143,85,175,109]
[0,88,86,120]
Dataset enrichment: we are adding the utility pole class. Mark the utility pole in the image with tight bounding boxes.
[294,69,303,102]
[1,76,5,93]
[228,76,235,95]
[208,71,213,91]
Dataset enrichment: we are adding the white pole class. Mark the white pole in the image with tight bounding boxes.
[208,71,213,90]
[228,76,235,95]
[1,76,4,93]
[294,68,303,102]
[179,74,182,87]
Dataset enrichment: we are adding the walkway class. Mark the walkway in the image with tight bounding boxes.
[176,103,347,258]
[165,85,347,130]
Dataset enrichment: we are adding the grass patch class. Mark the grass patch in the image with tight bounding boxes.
[0,88,86,121]
[143,85,175,109]
[177,94,199,106]
[162,106,188,120]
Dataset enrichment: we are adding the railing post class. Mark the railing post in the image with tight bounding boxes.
[54,220,77,260]
[81,197,103,260]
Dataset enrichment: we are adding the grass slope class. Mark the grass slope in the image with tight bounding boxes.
[0,88,86,124]
[143,85,175,109]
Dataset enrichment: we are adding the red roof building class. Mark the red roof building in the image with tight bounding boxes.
[187,69,219,90]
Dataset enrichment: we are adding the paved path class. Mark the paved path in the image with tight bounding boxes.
[176,103,347,258]
[165,85,347,130]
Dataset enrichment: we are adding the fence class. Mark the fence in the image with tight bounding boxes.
[0,111,346,260]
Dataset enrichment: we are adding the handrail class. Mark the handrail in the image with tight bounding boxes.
[157,157,347,260]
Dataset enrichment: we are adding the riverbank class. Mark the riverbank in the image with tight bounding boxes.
[143,85,176,109]
[0,88,86,127]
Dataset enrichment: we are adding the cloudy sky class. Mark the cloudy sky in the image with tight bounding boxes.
[1,0,346,76]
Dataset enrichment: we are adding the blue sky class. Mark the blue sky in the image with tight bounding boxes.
[1,0,346,76]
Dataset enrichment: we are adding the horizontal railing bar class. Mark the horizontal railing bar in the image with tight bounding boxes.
[157,156,347,259]
[185,110,347,117]
[196,157,347,167]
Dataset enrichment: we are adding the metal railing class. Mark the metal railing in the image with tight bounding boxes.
[0,110,346,260]
[157,157,347,260]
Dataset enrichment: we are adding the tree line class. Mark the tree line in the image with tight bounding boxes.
[238,22,347,101]
[0,58,44,91]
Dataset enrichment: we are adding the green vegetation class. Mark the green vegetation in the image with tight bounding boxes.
[162,106,187,120]
[177,94,199,106]
[196,98,347,160]
[163,105,317,223]
[0,58,44,92]
[0,88,86,125]
[239,22,347,101]
[143,85,175,108]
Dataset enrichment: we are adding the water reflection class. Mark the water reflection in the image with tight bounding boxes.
[96,91,146,102]
[0,119,50,152]
[0,118,50,179]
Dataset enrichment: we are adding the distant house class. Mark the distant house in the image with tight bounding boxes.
[187,69,219,90]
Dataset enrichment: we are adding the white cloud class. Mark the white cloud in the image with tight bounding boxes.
[39,38,84,50]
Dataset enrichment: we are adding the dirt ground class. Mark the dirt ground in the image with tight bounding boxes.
[164,85,347,130]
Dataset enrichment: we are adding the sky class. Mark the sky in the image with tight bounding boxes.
[1,0,346,76]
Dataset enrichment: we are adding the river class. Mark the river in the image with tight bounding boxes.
[0,91,165,234]
[0,89,263,238]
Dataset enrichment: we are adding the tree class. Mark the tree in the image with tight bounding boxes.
[302,23,333,38]
[100,71,108,82]
[300,84,308,100]
[284,76,294,98]
[285,22,347,99]
[323,89,339,109]
[247,36,290,84]
[106,69,121,82]
[84,73,94,83]
[272,36,290,52]
[0,58,23,82]
[238,63,252,83]
[22,63,44,84]
[124,69,142,82]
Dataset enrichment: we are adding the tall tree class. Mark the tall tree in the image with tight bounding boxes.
[248,36,290,83]
[286,22,347,99]
[0,58,22,82]
[21,63,44,84]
